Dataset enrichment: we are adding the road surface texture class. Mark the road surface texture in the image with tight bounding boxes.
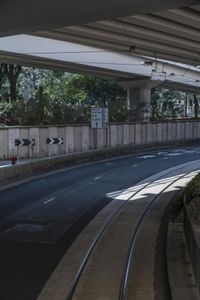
[0,145,200,300]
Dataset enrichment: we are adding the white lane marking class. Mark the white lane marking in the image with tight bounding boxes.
[167,153,182,156]
[44,198,55,205]
[183,150,199,154]
[132,164,138,168]
[158,152,169,155]
[94,176,101,180]
[138,155,156,159]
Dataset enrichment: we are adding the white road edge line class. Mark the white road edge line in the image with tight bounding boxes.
[44,198,55,205]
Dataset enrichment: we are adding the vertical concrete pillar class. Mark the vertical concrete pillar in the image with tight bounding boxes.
[127,86,152,122]
[97,129,104,149]
[117,124,123,146]
[120,79,160,123]
[48,127,58,156]
[0,129,8,159]
[57,126,65,155]
[65,126,74,153]
[110,125,117,147]
[39,127,48,157]
[29,127,40,158]
[8,128,20,158]
[74,126,82,152]
[129,124,135,145]
[82,126,90,151]
[123,124,129,145]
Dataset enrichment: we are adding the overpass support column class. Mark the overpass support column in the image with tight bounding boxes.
[120,79,160,122]
[127,86,151,122]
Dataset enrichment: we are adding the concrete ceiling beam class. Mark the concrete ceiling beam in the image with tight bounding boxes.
[91,20,200,51]
[170,7,200,21]
[37,30,198,66]
[120,15,200,40]
[56,25,200,62]
[0,0,199,36]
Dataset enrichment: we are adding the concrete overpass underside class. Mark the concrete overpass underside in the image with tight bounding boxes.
[0,1,199,66]
[0,0,200,122]
[0,33,200,122]
[0,34,199,93]
[36,3,200,66]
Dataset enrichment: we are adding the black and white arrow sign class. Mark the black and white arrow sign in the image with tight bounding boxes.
[15,139,35,147]
[46,138,64,145]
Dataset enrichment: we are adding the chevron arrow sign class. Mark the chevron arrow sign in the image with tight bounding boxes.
[15,139,35,147]
[46,138,64,145]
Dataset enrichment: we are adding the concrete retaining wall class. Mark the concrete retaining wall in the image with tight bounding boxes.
[0,121,199,159]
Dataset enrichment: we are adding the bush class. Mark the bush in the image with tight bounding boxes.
[171,173,200,222]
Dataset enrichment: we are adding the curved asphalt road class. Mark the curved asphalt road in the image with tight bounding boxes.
[0,145,200,300]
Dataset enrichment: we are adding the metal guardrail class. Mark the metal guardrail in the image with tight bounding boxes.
[183,196,200,291]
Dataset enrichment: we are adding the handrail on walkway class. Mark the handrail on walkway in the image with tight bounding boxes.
[183,196,200,291]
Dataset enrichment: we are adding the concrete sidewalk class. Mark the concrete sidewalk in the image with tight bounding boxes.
[167,222,199,300]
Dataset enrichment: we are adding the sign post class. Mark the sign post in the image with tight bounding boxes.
[14,139,35,161]
[102,108,109,147]
[91,108,109,149]
[46,138,64,157]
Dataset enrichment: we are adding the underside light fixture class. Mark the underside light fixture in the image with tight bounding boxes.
[129,45,136,52]
[151,69,166,81]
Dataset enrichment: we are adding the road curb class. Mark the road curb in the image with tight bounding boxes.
[167,222,199,300]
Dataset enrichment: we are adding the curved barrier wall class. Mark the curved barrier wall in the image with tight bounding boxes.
[0,120,200,159]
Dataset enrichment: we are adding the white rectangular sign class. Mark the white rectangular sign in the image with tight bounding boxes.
[102,108,109,128]
[91,108,109,128]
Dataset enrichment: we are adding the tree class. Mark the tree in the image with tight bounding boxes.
[151,88,185,120]
[22,72,127,124]
[1,64,22,102]
[193,94,199,119]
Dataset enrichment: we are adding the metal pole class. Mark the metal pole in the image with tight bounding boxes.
[94,122,98,149]
[30,145,33,159]
[105,123,108,148]
[17,146,20,162]
[48,144,51,157]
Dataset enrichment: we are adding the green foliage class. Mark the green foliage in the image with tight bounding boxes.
[151,88,185,120]
[0,64,198,125]
[171,173,200,221]
[185,173,200,200]
[0,101,13,125]
[184,173,200,223]
[17,70,127,125]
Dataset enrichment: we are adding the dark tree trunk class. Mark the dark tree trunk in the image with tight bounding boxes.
[184,93,188,118]
[0,64,22,124]
[0,64,5,90]
[1,64,22,102]
[193,94,199,119]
